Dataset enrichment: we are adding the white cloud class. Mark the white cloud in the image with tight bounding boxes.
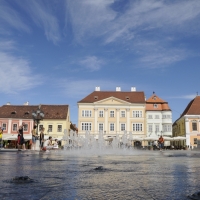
[0,0,30,33]
[16,0,61,44]
[79,56,105,71]
[0,41,43,94]
[66,0,200,43]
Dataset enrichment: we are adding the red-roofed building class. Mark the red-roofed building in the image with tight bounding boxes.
[172,95,200,148]
[77,87,146,139]
[0,103,71,143]
[146,92,172,142]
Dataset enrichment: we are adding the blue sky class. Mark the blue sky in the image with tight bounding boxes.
[1,0,200,125]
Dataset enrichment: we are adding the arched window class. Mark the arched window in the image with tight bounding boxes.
[192,120,197,131]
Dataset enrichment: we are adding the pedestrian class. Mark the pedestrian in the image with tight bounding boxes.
[53,139,59,149]
[153,140,158,150]
[158,136,164,151]
[0,127,3,148]
[18,122,26,150]
[31,125,37,150]
[40,127,45,150]
[42,136,53,152]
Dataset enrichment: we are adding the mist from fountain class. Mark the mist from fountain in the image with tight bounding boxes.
[61,130,140,156]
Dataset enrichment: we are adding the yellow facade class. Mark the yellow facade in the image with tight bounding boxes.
[78,97,146,137]
[39,111,71,139]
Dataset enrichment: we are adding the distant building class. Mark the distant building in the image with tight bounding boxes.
[173,96,200,148]
[146,92,172,138]
[0,104,71,141]
[77,87,146,138]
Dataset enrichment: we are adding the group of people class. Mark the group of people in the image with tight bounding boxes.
[31,125,59,151]
[153,136,165,150]
[16,123,59,151]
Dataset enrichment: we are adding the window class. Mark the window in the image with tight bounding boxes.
[99,110,104,117]
[99,123,103,131]
[133,111,142,118]
[57,125,62,132]
[154,104,158,108]
[194,138,197,144]
[110,123,114,131]
[163,124,172,132]
[163,115,171,119]
[2,123,7,131]
[82,123,92,131]
[110,111,114,117]
[148,115,153,119]
[155,124,159,132]
[192,121,197,131]
[48,125,53,132]
[121,124,126,131]
[148,124,153,132]
[155,115,159,119]
[39,125,43,131]
[121,111,126,117]
[82,110,92,117]
[24,124,28,131]
[133,124,143,131]
[13,124,17,131]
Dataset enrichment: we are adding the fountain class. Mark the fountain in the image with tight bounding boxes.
[61,129,138,156]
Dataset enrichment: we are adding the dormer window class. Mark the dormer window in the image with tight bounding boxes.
[153,96,156,100]
[24,111,29,115]
[94,96,98,100]
[154,104,158,108]
[126,96,130,100]
[11,111,16,114]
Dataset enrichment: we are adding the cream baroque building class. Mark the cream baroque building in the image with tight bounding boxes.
[78,87,146,138]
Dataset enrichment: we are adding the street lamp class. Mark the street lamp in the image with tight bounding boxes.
[32,106,45,136]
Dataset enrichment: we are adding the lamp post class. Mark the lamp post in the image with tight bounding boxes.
[32,106,45,136]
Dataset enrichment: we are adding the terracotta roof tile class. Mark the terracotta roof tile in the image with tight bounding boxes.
[78,91,146,103]
[146,94,171,111]
[180,96,200,117]
[0,105,69,119]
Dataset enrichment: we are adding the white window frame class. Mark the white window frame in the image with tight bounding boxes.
[121,123,126,131]
[13,124,18,131]
[2,123,7,131]
[99,110,104,117]
[110,111,115,117]
[82,123,92,131]
[148,124,153,132]
[155,115,159,119]
[148,115,153,119]
[24,124,28,131]
[155,124,159,132]
[99,123,104,131]
[110,123,114,131]
[133,111,142,118]
[121,110,126,117]
[39,125,43,131]
[133,123,143,131]
[82,110,92,117]
[57,125,62,132]
[48,125,53,132]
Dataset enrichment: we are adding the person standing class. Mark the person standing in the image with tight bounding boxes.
[0,127,3,148]
[31,125,37,150]
[40,127,45,150]
[18,122,26,150]
[158,136,164,151]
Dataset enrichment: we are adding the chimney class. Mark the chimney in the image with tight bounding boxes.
[6,102,11,105]
[24,101,29,105]
[95,86,100,91]
[116,87,121,91]
[131,87,136,92]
